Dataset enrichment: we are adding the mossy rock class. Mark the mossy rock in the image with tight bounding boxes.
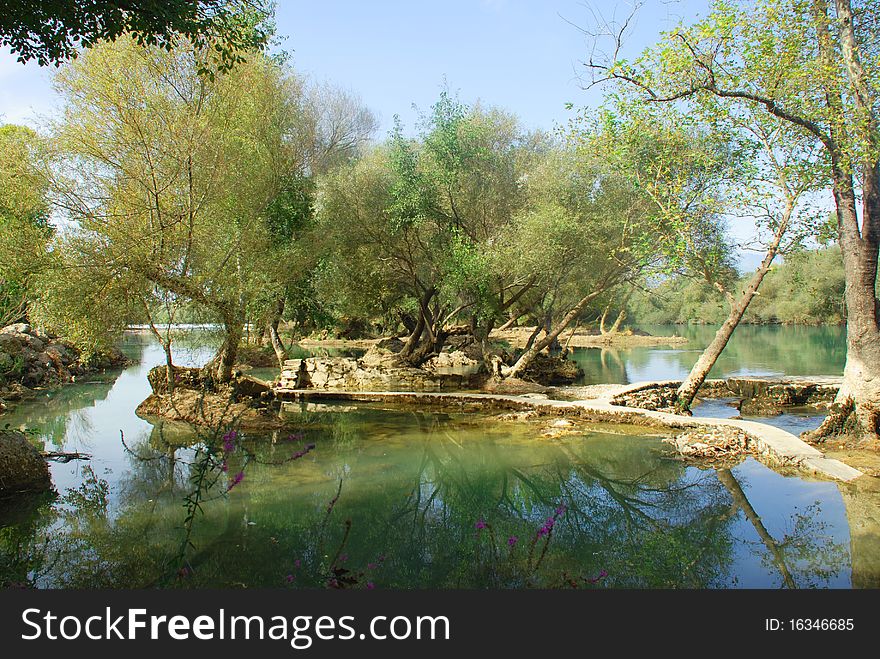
[0,430,52,497]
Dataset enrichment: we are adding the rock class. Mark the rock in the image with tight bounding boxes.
[519,353,583,385]
[551,418,573,428]
[234,374,274,401]
[424,350,479,371]
[0,430,52,497]
[136,389,283,431]
[0,323,31,336]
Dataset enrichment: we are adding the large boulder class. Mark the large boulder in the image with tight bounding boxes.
[0,430,52,497]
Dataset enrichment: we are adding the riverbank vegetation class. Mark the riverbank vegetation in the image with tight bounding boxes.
[628,247,847,326]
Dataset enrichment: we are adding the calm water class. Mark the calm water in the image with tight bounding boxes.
[1,327,876,589]
[568,324,846,385]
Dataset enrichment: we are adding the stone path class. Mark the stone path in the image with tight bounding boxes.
[275,379,864,482]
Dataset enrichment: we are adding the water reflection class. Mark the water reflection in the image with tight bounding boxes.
[0,405,854,589]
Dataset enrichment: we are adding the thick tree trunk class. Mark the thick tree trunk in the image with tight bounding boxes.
[804,0,880,442]
[804,177,880,442]
[398,289,433,363]
[675,215,789,412]
[501,290,601,379]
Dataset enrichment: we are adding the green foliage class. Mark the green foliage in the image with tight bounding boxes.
[35,36,315,357]
[0,124,53,326]
[316,93,545,334]
[0,0,274,71]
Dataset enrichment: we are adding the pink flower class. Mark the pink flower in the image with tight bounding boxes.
[366,582,375,590]
[227,471,244,491]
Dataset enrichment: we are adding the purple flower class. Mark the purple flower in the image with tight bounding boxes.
[339,554,348,563]
[507,536,518,547]
[377,554,386,563]
[227,471,244,491]
[222,429,237,453]
[220,460,228,473]
[586,569,608,584]
[555,504,567,516]
[475,518,488,531]
[286,432,305,442]
[367,562,378,570]
[366,582,375,590]
[285,574,295,583]
[294,559,301,568]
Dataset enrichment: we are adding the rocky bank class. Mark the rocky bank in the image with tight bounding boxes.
[0,323,129,414]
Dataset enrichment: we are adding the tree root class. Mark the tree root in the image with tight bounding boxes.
[801,391,880,445]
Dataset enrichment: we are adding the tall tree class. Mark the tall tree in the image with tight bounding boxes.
[586,0,880,440]
[39,35,309,382]
[0,125,53,327]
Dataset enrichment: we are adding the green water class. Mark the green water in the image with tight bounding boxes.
[1,328,876,589]
[568,324,846,385]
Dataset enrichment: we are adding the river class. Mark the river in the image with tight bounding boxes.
[1,325,876,589]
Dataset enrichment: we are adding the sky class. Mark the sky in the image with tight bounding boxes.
[0,0,713,134]
[1,0,771,266]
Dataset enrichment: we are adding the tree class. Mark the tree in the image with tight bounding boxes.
[316,93,544,367]
[673,106,827,411]
[495,145,659,378]
[39,35,310,382]
[0,125,53,327]
[0,0,271,70]
[586,0,880,441]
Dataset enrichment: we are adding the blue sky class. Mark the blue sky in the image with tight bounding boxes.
[2,0,772,263]
[0,0,712,134]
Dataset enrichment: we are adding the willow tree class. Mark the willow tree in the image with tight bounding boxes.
[586,0,880,439]
[495,147,658,379]
[0,125,53,327]
[41,35,310,383]
[316,93,544,367]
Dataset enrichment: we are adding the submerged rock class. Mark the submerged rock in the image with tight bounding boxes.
[0,430,52,497]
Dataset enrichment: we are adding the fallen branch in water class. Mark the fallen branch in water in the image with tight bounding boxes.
[42,451,92,463]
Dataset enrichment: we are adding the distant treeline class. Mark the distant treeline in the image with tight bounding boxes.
[628,247,846,326]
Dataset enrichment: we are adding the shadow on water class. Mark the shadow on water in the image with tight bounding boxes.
[0,328,869,589]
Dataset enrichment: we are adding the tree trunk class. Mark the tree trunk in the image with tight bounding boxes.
[501,290,602,379]
[804,174,880,442]
[804,0,880,442]
[675,214,789,412]
[398,289,433,362]
[267,297,288,367]
[607,309,626,335]
[209,314,243,384]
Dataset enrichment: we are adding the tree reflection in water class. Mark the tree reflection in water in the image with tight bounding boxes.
[0,407,852,589]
